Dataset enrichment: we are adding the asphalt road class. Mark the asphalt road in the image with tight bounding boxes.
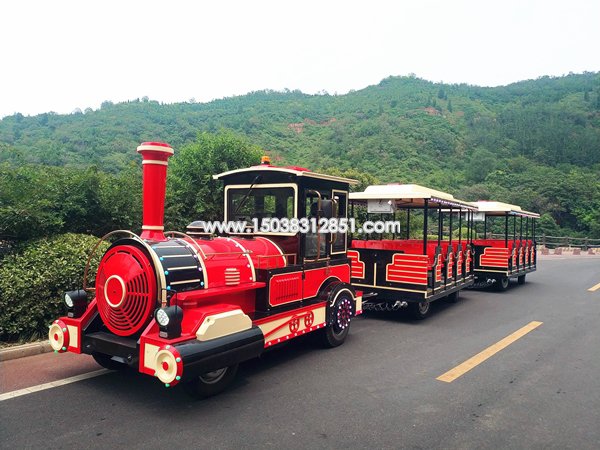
[1,256,599,449]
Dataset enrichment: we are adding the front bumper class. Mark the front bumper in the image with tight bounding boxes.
[50,301,265,388]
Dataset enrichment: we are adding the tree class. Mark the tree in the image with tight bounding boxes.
[1,72,600,239]
[465,149,497,183]
[538,213,560,236]
[323,167,379,192]
[166,132,263,228]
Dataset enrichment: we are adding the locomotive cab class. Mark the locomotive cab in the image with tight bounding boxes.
[49,143,361,397]
[214,160,360,323]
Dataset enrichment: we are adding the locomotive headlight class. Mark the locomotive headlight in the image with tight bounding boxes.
[64,293,74,308]
[155,306,183,339]
[156,309,170,326]
[64,289,88,318]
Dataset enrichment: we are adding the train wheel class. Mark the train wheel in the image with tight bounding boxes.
[183,364,239,399]
[408,300,431,319]
[320,288,354,348]
[518,274,526,285]
[92,352,127,370]
[495,276,509,291]
[446,290,460,303]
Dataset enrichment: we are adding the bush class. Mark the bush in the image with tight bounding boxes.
[0,164,143,242]
[0,233,108,342]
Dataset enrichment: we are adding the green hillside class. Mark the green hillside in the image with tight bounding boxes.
[1,73,600,238]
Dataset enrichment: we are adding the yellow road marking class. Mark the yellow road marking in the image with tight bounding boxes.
[587,282,600,292]
[437,321,543,383]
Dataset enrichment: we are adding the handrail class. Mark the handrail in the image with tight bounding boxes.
[256,253,297,268]
[305,189,323,262]
[83,229,145,292]
[165,230,254,259]
[204,251,252,260]
[164,230,208,259]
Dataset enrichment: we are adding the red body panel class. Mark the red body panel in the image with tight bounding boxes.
[347,250,365,279]
[480,247,510,268]
[57,299,99,354]
[233,236,287,269]
[269,272,303,306]
[386,253,428,285]
[303,264,350,298]
[446,252,454,281]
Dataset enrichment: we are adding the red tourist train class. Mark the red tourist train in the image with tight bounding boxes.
[49,142,539,396]
[49,142,362,397]
[470,201,539,290]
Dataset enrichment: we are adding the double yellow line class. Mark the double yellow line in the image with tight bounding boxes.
[437,321,543,383]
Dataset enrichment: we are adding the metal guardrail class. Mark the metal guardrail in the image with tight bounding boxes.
[538,235,600,250]
[470,233,600,250]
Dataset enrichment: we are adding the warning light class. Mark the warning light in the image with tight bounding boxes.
[261,155,271,165]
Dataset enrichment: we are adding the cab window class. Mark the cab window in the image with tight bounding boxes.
[227,187,295,222]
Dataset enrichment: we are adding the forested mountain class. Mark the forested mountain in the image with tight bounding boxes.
[1,72,600,237]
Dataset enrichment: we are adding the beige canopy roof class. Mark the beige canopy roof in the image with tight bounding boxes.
[471,201,540,218]
[349,184,477,210]
[213,165,358,185]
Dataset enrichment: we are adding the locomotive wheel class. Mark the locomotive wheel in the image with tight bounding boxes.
[446,290,460,303]
[183,364,239,399]
[518,274,526,285]
[320,288,354,348]
[408,300,431,319]
[92,352,127,370]
[495,276,510,291]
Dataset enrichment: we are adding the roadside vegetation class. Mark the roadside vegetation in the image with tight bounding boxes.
[1,72,599,341]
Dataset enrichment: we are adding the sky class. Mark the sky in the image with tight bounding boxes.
[1,0,599,118]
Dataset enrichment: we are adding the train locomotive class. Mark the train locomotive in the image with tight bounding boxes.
[49,142,362,397]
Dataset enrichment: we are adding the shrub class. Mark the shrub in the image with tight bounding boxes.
[0,233,108,342]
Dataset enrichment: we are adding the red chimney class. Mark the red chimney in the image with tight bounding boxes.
[136,142,174,241]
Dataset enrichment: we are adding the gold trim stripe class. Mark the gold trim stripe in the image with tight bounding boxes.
[170,278,202,286]
[142,160,169,166]
[167,266,198,271]
[352,282,428,294]
[388,267,428,275]
[137,144,174,154]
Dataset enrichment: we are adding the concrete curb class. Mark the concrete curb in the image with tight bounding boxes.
[0,341,52,362]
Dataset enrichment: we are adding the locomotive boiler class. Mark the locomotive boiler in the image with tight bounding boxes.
[49,142,361,397]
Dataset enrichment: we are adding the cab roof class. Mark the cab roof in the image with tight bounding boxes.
[213,164,358,185]
[349,184,476,210]
[471,201,540,218]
